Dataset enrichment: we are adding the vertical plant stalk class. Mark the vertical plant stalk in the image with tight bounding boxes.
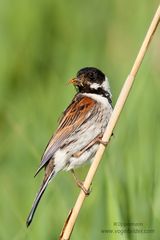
[60,5,160,240]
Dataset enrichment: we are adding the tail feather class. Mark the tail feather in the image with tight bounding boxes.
[26,171,54,227]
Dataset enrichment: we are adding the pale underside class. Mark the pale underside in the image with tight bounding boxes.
[46,93,113,175]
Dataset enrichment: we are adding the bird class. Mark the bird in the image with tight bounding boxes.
[26,67,113,227]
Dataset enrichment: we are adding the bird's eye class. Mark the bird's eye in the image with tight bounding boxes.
[88,72,94,80]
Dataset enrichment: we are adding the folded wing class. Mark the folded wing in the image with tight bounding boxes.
[35,94,97,176]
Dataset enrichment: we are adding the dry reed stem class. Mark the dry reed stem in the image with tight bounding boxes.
[60,5,160,240]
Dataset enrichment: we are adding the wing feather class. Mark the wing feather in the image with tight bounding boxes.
[35,95,96,176]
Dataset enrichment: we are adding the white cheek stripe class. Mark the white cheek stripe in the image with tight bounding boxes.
[90,83,100,90]
[90,76,112,97]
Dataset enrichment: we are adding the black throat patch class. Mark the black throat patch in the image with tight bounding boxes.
[78,86,112,104]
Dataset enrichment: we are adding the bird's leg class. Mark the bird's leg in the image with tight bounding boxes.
[96,137,108,146]
[71,169,91,196]
[72,134,108,158]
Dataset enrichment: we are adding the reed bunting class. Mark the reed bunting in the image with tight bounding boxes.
[26,67,113,227]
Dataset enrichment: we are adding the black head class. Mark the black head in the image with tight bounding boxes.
[77,67,105,85]
[70,67,112,100]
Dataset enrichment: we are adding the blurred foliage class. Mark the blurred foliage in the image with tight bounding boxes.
[0,0,160,239]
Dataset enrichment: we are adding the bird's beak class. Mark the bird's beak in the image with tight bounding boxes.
[68,77,81,86]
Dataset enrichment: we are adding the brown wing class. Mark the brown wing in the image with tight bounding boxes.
[35,95,96,176]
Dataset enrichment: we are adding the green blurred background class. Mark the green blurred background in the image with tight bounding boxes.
[0,1,160,239]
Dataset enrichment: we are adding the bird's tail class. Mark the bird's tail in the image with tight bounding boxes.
[26,171,55,227]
